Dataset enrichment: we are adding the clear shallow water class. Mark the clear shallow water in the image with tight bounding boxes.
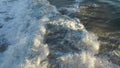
[0,0,120,68]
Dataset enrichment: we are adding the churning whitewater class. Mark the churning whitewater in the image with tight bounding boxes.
[0,0,119,68]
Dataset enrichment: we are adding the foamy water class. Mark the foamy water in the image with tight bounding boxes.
[0,0,119,68]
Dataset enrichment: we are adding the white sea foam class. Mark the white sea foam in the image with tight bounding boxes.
[0,0,119,68]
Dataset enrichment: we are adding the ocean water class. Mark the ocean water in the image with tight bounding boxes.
[0,0,120,68]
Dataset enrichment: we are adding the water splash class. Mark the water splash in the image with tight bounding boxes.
[0,0,119,68]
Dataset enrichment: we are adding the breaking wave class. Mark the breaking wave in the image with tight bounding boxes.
[0,0,119,68]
